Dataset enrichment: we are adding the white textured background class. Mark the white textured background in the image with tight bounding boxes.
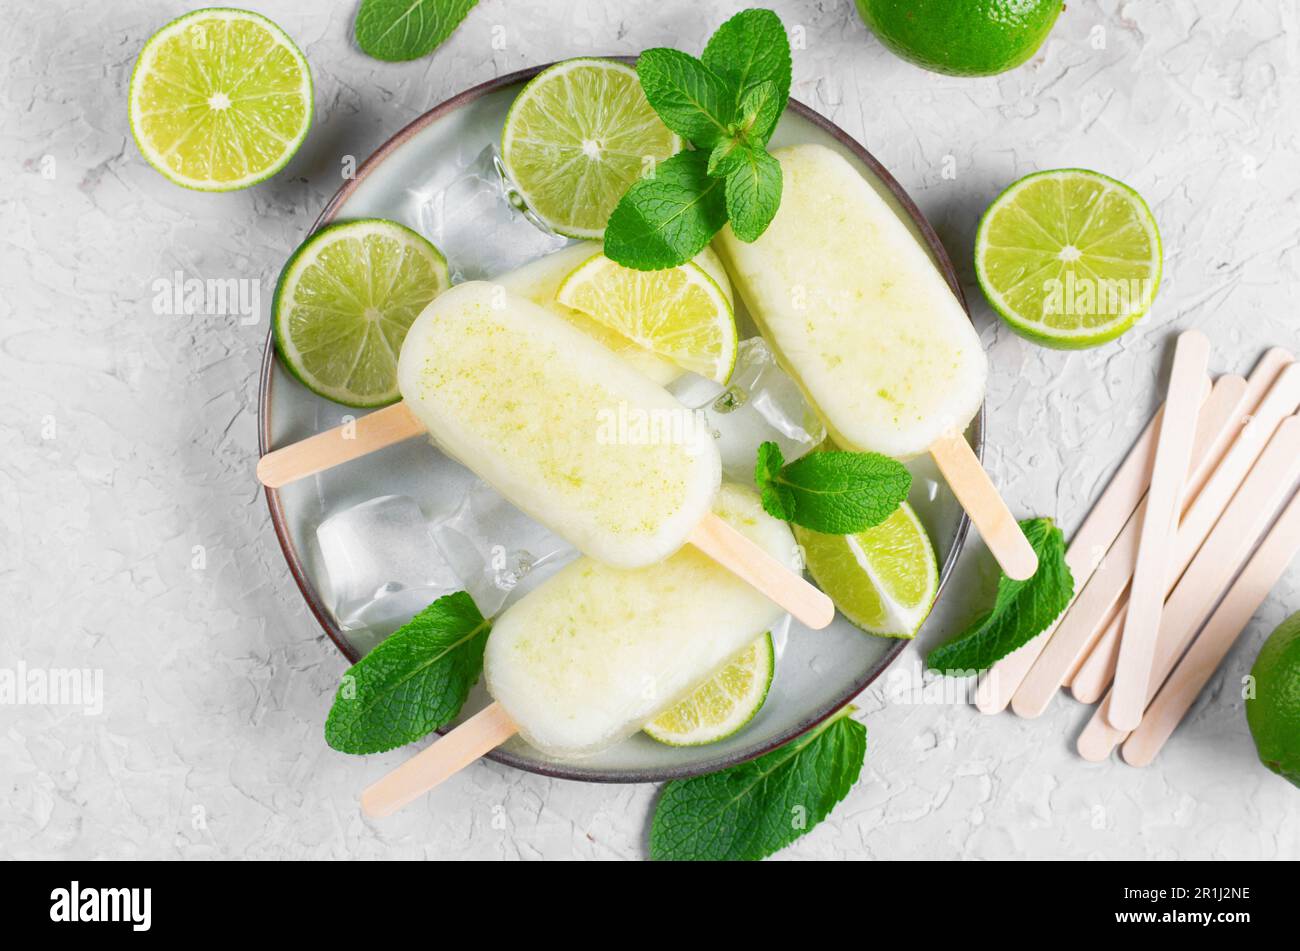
[3,0,1298,860]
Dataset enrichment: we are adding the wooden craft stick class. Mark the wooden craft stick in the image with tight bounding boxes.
[256,401,425,488]
[976,395,1173,714]
[361,702,519,818]
[1077,417,1300,760]
[930,430,1038,581]
[689,514,835,630]
[1109,331,1213,730]
[1122,489,1300,766]
[1007,374,1243,718]
[1071,359,1300,703]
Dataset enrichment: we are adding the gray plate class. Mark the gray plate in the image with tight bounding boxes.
[258,62,981,783]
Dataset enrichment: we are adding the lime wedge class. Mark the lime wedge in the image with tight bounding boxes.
[975,169,1162,349]
[795,503,938,638]
[556,249,737,383]
[501,58,682,238]
[273,219,449,407]
[129,8,313,191]
[645,634,774,746]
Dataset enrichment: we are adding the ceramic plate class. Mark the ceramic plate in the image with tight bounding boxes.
[258,62,981,783]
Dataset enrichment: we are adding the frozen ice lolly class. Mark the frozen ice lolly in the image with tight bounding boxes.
[485,483,794,756]
[716,144,1035,579]
[396,280,720,569]
[715,143,986,459]
[361,484,796,815]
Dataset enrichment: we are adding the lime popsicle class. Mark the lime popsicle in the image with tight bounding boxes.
[396,281,719,569]
[716,144,1036,579]
[361,485,796,814]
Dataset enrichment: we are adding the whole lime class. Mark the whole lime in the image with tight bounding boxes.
[1246,611,1300,789]
[854,0,1063,77]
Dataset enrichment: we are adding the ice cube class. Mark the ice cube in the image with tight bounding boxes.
[429,480,577,617]
[673,337,826,484]
[416,146,567,282]
[316,495,463,653]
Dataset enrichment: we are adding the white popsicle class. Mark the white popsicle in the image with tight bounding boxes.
[485,483,794,756]
[396,281,721,569]
[716,144,1034,579]
[716,144,986,460]
[361,484,796,815]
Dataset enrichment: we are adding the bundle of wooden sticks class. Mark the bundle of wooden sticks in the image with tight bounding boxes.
[977,331,1300,765]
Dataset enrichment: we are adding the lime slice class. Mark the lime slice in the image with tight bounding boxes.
[645,634,774,746]
[501,58,682,238]
[975,169,1162,349]
[129,9,313,191]
[556,249,737,383]
[273,219,449,407]
[795,502,938,638]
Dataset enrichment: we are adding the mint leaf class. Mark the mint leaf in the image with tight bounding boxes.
[636,48,734,147]
[754,441,793,520]
[325,591,490,754]
[725,146,782,242]
[604,149,728,270]
[707,137,749,178]
[355,0,477,62]
[736,79,782,145]
[650,706,866,861]
[701,8,792,111]
[754,441,911,533]
[927,519,1073,674]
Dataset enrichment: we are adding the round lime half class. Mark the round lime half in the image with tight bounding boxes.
[273,219,449,407]
[975,169,1162,349]
[129,8,313,191]
[501,58,682,238]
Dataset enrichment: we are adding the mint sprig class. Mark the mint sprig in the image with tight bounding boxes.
[605,9,793,270]
[755,441,912,534]
[355,0,477,62]
[927,518,1073,673]
[325,591,490,754]
[603,150,729,271]
[650,706,866,861]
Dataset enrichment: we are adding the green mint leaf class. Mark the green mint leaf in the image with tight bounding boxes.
[927,518,1073,674]
[355,0,478,62]
[736,80,782,145]
[756,442,911,533]
[650,706,866,861]
[706,137,749,178]
[325,591,491,754]
[725,145,782,242]
[754,441,795,520]
[604,149,728,270]
[636,48,735,147]
[701,8,792,110]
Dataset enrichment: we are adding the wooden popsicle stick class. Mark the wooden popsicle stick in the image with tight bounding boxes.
[1071,359,1300,703]
[361,702,518,818]
[930,431,1037,581]
[1109,330,1212,731]
[257,401,425,488]
[690,514,835,629]
[1122,490,1300,766]
[1008,373,1244,718]
[1077,417,1300,761]
[974,400,1170,714]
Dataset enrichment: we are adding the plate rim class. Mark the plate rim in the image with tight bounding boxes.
[257,58,983,784]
